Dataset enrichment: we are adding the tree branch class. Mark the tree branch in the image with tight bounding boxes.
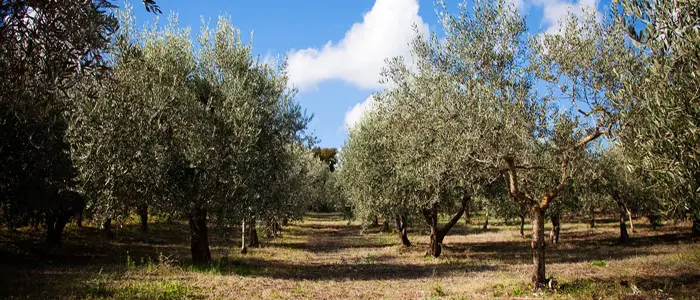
[503,156,535,206]
[438,194,469,236]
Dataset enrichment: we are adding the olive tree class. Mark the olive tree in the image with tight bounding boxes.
[613,0,700,235]
[341,109,415,247]
[0,0,120,244]
[69,9,310,263]
[417,0,636,286]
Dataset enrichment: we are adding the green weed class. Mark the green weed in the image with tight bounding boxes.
[431,281,447,297]
[590,260,608,267]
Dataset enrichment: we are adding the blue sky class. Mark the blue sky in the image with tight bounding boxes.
[125,0,607,149]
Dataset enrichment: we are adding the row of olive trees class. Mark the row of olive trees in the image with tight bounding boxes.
[340,0,699,288]
[64,7,323,263]
[0,0,125,243]
[0,0,325,265]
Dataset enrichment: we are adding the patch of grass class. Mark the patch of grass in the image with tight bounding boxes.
[126,251,136,269]
[431,281,447,297]
[558,279,598,296]
[86,277,113,298]
[113,281,195,299]
[590,260,608,267]
[510,286,527,297]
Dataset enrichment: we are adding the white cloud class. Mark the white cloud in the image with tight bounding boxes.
[344,95,376,130]
[534,0,599,34]
[287,0,429,92]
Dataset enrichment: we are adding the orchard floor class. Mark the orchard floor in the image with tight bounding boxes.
[1,213,699,299]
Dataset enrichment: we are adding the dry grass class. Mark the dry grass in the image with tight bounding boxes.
[1,213,698,299]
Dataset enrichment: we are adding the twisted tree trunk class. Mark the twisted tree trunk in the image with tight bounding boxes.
[189,207,210,264]
[423,195,469,258]
[394,215,411,246]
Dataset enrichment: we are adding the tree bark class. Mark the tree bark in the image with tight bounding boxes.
[532,208,547,288]
[648,214,661,230]
[188,207,211,264]
[692,212,700,237]
[464,206,471,225]
[626,208,635,233]
[589,210,596,229]
[549,213,561,245]
[46,214,68,245]
[248,217,259,248]
[519,214,526,237]
[240,219,247,254]
[372,215,379,227]
[394,215,411,246]
[138,204,148,232]
[482,211,489,232]
[282,217,288,226]
[382,219,390,232]
[423,195,469,258]
[76,210,83,227]
[617,202,630,243]
[103,217,114,238]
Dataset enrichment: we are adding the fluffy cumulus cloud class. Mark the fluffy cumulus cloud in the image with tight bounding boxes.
[344,95,375,130]
[287,0,428,92]
[533,0,599,34]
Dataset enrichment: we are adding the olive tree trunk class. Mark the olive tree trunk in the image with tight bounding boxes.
[248,217,259,248]
[240,219,247,254]
[626,208,635,233]
[482,211,489,232]
[394,215,411,247]
[531,208,547,288]
[617,202,630,243]
[464,205,471,225]
[103,217,114,238]
[519,214,526,237]
[76,210,83,227]
[138,204,148,232]
[589,210,596,229]
[45,214,68,245]
[648,213,661,230]
[382,219,391,232]
[422,195,469,258]
[189,207,211,264]
[549,213,561,245]
[692,212,700,237]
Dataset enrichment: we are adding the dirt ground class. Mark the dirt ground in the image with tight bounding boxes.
[1,213,698,299]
